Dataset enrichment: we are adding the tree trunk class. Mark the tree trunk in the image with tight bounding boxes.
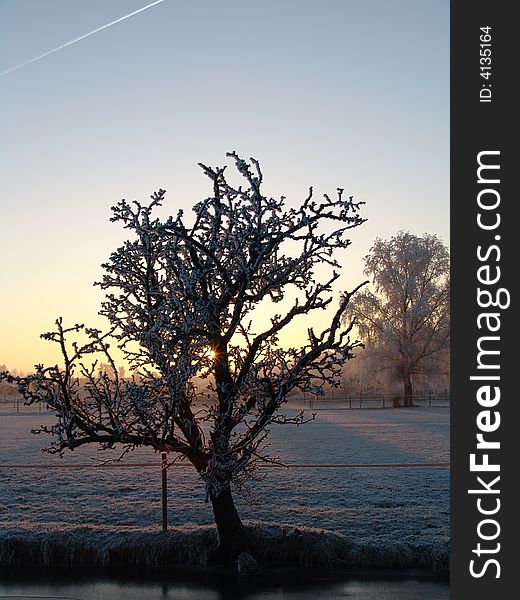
[403,375,414,407]
[208,485,251,566]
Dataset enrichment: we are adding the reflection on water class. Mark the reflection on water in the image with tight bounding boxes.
[0,569,449,600]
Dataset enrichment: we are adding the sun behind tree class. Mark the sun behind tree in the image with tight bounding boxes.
[1,152,366,567]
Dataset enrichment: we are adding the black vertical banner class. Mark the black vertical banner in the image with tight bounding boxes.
[451,1,516,598]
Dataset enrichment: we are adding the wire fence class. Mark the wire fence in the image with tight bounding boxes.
[0,461,450,469]
[0,459,449,531]
[1,390,450,413]
[305,390,450,409]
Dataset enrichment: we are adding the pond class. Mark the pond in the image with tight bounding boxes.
[0,568,449,600]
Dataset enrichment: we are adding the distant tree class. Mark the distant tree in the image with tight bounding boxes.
[0,365,17,400]
[1,152,366,566]
[345,231,449,407]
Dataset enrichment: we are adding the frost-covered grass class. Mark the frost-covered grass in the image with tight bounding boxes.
[0,402,449,569]
[0,521,448,571]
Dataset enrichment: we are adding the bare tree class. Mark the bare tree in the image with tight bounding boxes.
[344,231,449,407]
[1,152,366,565]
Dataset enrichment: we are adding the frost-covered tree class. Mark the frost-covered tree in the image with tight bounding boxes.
[1,153,366,564]
[344,231,449,407]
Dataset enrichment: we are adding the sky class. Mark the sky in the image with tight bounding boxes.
[0,0,449,372]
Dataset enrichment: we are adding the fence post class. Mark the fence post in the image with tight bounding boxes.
[429,390,432,407]
[383,396,385,409]
[161,452,168,532]
[359,390,363,409]
[349,396,352,409]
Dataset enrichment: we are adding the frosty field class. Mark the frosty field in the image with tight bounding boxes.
[0,401,449,567]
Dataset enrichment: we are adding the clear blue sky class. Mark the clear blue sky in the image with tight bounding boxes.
[0,0,449,371]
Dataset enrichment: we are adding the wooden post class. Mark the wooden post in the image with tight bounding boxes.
[161,452,168,532]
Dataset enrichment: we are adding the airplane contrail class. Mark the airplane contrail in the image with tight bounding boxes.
[0,0,167,78]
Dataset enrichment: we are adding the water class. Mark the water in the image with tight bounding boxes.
[0,569,449,600]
